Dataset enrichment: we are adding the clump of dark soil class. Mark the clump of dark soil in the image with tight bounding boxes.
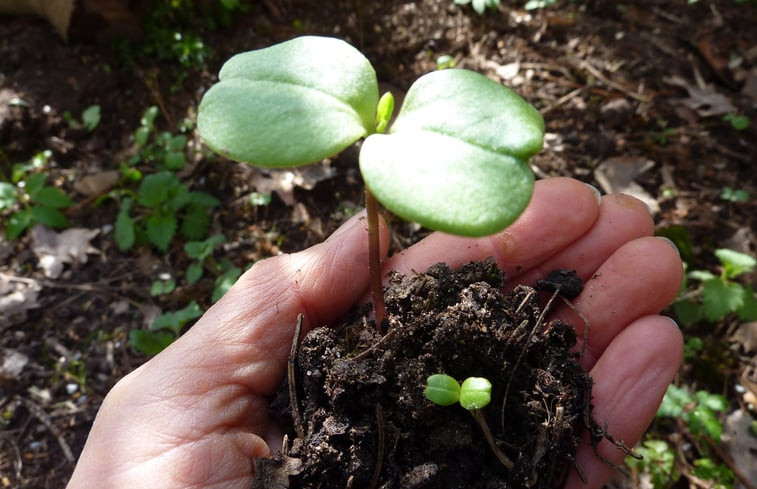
[261,259,600,489]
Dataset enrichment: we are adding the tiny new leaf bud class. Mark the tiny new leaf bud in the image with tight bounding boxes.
[459,377,492,410]
[425,373,461,406]
[375,91,395,134]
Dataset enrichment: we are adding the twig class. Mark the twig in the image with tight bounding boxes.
[704,435,757,489]
[578,60,651,103]
[350,328,396,363]
[15,396,74,464]
[368,404,385,489]
[287,314,305,440]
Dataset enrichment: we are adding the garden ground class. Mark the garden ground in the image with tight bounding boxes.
[0,1,755,487]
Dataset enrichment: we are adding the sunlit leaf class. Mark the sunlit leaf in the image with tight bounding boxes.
[360,69,543,236]
[198,36,378,168]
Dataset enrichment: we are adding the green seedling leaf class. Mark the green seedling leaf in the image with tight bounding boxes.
[186,262,204,284]
[459,376,492,410]
[141,106,159,128]
[0,182,17,210]
[715,248,756,278]
[739,285,757,321]
[185,234,225,260]
[702,278,744,321]
[139,172,178,207]
[5,209,32,239]
[425,373,461,406]
[82,104,101,131]
[147,213,177,251]
[30,206,69,228]
[375,91,395,134]
[673,299,704,326]
[30,187,74,209]
[134,126,151,147]
[115,199,136,251]
[151,278,176,296]
[361,69,543,236]
[129,329,175,356]
[213,266,241,302]
[181,203,211,241]
[657,384,693,418]
[198,36,378,168]
[151,300,203,335]
[24,173,46,196]
[164,151,186,170]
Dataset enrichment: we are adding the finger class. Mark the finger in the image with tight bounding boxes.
[564,315,683,489]
[552,236,683,369]
[155,210,390,397]
[384,177,601,277]
[514,193,654,286]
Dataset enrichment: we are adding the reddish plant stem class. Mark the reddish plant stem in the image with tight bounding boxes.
[365,187,386,330]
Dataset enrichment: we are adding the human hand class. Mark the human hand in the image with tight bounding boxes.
[66,177,682,489]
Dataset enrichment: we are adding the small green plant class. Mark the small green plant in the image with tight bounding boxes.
[0,150,74,239]
[720,186,749,202]
[453,0,501,15]
[63,104,102,132]
[197,35,544,324]
[425,373,512,467]
[673,248,757,325]
[130,300,204,355]
[425,373,492,409]
[114,171,219,252]
[183,234,242,302]
[435,54,457,70]
[114,107,219,252]
[627,384,734,489]
[123,106,192,176]
[723,113,750,131]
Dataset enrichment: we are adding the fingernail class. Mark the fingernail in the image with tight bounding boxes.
[661,315,680,330]
[328,210,366,240]
[656,236,681,257]
[583,182,602,205]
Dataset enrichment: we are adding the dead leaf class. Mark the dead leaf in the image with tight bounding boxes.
[73,170,120,196]
[250,163,336,206]
[722,409,757,485]
[664,75,736,117]
[733,322,757,353]
[31,225,100,278]
[0,0,75,40]
[0,348,29,383]
[594,156,660,214]
[0,273,41,317]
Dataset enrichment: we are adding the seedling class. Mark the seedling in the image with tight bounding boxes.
[197,35,544,325]
[673,248,757,325]
[0,150,74,239]
[627,384,734,489]
[425,373,511,468]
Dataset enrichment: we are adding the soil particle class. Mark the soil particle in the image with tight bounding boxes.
[265,258,597,489]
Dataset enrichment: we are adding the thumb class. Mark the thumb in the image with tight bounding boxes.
[161,210,389,396]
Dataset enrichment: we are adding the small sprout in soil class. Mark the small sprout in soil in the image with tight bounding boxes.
[424,374,492,411]
[459,376,492,410]
[425,373,513,469]
[424,373,461,406]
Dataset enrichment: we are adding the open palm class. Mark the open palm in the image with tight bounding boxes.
[67,177,683,489]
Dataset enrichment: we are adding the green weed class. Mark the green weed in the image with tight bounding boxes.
[0,150,74,239]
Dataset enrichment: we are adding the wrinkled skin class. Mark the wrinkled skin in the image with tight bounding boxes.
[67,177,683,489]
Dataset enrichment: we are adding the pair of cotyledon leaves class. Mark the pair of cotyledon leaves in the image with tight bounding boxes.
[197,36,544,237]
